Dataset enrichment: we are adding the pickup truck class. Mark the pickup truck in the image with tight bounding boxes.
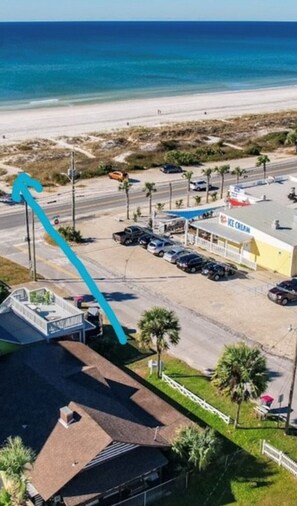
[112,226,149,245]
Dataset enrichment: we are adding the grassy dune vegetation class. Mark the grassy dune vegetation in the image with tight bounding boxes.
[1,111,297,187]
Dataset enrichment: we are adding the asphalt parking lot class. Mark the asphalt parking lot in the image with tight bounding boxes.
[75,212,296,360]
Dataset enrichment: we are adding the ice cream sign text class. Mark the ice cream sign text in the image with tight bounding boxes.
[220,214,251,234]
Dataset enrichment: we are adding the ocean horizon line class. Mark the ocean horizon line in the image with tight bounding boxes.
[1,20,297,24]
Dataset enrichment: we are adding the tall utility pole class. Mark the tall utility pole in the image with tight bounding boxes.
[24,200,32,273]
[285,327,297,434]
[69,151,76,232]
[31,211,37,282]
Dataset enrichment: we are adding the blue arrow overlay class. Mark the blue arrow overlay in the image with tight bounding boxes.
[12,173,127,345]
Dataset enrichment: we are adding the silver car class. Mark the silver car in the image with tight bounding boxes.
[164,246,191,264]
[147,238,174,257]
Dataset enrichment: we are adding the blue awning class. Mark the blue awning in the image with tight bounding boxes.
[166,206,223,220]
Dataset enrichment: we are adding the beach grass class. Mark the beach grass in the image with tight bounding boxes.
[1,111,297,187]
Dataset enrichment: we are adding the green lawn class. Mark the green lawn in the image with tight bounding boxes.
[127,354,297,506]
[0,341,20,355]
[89,329,297,505]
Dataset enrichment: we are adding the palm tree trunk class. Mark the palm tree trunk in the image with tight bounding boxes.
[149,194,152,217]
[206,177,210,204]
[263,163,266,179]
[187,181,190,207]
[234,401,241,429]
[220,176,224,199]
[157,349,162,378]
[126,191,130,220]
[236,175,239,184]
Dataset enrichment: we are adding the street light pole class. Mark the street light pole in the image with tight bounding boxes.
[24,200,32,273]
[70,151,76,232]
[285,327,297,434]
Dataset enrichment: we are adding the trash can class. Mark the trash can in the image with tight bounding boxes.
[73,296,84,309]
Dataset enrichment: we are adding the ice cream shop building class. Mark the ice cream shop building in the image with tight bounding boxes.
[188,200,297,276]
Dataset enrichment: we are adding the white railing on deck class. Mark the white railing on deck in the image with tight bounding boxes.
[162,373,231,424]
[193,236,257,270]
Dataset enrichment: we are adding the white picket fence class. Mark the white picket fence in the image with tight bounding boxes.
[262,440,297,477]
[162,373,232,425]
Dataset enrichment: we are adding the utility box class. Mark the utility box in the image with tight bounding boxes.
[148,359,164,375]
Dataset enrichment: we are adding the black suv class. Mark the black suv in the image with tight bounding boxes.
[138,232,160,249]
[201,261,237,281]
[176,253,206,273]
[160,164,183,174]
[267,279,297,305]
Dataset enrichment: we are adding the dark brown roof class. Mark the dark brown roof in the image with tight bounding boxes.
[62,447,167,506]
[0,341,189,500]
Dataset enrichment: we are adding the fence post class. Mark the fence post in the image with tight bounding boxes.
[278,451,283,466]
[144,490,147,506]
[261,439,264,454]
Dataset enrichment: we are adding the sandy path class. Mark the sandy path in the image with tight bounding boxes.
[0,85,297,143]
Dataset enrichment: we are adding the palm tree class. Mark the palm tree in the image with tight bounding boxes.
[201,168,213,203]
[215,164,230,199]
[285,130,297,153]
[143,182,157,218]
[182,170,193,207]
[172,426,220,472]
[212,343,268,428]
[256,154,270,179]
[231,166,247,184]
[137,307,181,378]
[119,179,133,220]
[0,436,35,505]
[193,195,201,206]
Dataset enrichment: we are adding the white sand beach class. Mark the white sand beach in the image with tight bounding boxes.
[1,85,297,142]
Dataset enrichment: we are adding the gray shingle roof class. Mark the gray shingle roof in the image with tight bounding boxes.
[0,341,189,501]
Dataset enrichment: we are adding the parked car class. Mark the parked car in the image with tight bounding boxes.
[138,232,160,249]
[176,253,207,273]
[201,261,237,281]
[160,164,183,174]
[190,180,214,191]
[112,226,148,245]
[267,279,297,305]
[147,238,174,257]
[108,170,129,182]
[164,246,191,264]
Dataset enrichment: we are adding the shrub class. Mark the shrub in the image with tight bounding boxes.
[165,150,200,166]
[160,139,179,150]
[244,144,262,156]
[58,226,83,243]
[51,172,68,185]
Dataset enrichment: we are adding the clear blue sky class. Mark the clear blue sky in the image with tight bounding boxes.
[0,0,296,22]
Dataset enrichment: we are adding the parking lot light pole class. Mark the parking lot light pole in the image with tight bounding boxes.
[24,200,32,274]
[285,325,297,434]
[62,151,77,232]
[31,210,37,282]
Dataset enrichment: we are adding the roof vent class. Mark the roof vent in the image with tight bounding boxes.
[59,406,74,428]
[272,219,280,230]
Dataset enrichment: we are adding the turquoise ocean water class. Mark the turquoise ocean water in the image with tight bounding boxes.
[1,21,297,110]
